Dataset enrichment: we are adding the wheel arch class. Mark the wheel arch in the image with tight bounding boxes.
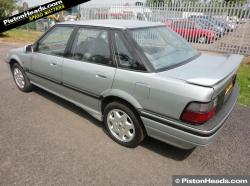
[9,56,22,69]
[100,90,143,116]
[101,94,147,137]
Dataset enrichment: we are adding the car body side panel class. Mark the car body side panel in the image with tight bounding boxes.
[7,47,33,70]
[62,58,116,96]
[112,69,214,120]
[101,88,143,109]
[31,53,63,82]
[26,72,102,120]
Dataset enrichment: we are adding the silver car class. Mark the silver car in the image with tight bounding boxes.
[6,20,242,149]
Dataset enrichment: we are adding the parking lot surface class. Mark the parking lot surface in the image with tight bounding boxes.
[0,42,249,186]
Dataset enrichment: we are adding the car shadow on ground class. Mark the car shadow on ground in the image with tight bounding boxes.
[33,87,194,161]
[141,137,194,160]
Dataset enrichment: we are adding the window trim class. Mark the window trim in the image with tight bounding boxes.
[111,30,149,73]
[33,25,76,58]
[128,26,201,72]
[66,26,117,68]
[123,29,155,72]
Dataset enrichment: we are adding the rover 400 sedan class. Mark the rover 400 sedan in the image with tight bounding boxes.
[6,20,242,149]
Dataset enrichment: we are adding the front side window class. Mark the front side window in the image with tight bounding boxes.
[37,26,74,56]
[130,26,199,70]
[71,28,112,66]
[114,33,146,71]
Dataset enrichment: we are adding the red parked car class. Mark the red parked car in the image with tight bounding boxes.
[165,19,217,44]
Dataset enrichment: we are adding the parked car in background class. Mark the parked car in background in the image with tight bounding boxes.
[165,19,217,43]
[214,16,238,30]
[189,15,233,36]
[96,5,153,21]
[6,20,242,149]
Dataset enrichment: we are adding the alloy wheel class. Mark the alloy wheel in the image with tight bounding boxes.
[13,68,25,89]
[107,109,135,142]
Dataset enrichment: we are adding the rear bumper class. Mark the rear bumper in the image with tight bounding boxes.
[140,84,239,149]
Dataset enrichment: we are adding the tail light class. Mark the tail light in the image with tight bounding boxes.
[181,99,218,125]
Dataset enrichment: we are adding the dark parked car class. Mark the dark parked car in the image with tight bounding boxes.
[165,19,217,43]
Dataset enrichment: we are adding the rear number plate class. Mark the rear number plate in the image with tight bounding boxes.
[225,81,233,96]
[224,81,234,102]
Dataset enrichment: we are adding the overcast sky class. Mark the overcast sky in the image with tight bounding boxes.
[22,0,145,7]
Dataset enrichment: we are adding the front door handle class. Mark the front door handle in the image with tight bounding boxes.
[96,74,107,79]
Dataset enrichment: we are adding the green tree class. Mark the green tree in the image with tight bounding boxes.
[0,0,16,20]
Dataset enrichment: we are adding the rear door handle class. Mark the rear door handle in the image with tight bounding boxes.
[96,74,107,79]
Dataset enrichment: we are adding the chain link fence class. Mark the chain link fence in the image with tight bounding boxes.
[80,2,250,56]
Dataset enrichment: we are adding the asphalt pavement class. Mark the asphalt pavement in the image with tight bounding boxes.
[0,42,249,186]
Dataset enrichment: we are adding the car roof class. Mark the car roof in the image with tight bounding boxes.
[59,19,164,29]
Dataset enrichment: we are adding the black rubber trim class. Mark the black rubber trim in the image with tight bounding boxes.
[139,110,218,137]
[27,70,101,100]
[63,82,101,99]
[27,70,61,84]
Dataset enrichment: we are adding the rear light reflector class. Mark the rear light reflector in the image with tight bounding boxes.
[181,99,217,125]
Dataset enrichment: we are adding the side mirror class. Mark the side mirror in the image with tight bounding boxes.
[26,44,34,53]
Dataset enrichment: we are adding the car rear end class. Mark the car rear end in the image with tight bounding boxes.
[141,53,242,149]
[128,25,242,149]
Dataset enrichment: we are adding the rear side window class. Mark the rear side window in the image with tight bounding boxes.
[114,32,146,71]
[130,26,199,70]
[71,28,113,66]
[37,26,74,56]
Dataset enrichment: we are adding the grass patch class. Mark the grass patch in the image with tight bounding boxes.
[237,61,250,107]
[0,29,43,43]
[242,56,250,64]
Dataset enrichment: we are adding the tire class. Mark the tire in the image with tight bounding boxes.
[11,63,33,92]
[103,102,146,148]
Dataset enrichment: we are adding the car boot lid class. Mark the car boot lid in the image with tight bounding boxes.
[158,53,243,87]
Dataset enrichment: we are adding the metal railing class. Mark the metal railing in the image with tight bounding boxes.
[80,2,250,56]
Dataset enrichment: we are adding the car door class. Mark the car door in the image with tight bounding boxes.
[62,27,116,98]
[31,26,75,82]
[111,31,150,107]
